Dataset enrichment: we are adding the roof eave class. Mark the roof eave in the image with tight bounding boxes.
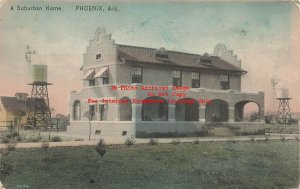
[125,59,246,73]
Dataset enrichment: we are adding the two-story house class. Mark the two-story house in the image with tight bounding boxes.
[69,27,264,138]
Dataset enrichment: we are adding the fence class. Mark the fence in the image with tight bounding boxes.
[0,119,67,136]
[0,120,15,136]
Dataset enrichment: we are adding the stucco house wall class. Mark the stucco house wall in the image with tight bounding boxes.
[68,27,265,138]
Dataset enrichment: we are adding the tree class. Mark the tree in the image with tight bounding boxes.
[0,143,16,179]
[95,139,106,160]
[48,108,56,140]
[55,114,69,128]
[250,112,259,122]
[84,110,95,141]
[13,110,26,133]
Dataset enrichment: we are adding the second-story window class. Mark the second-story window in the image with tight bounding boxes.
[96,53,102,60]
[191,72,200,88]
[132,66,142,83]
[101,69,109,84]
[89,79,95,86]
[173,70,182,87]
[220,74,229,90]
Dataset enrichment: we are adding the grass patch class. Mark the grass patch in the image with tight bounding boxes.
[1,141,299,189]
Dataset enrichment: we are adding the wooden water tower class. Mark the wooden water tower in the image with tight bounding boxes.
[25,47,52,130]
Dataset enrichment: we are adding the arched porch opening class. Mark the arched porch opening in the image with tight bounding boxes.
[235,101,260,122]
[175,98,199,121]
[119,97,132,121]
[205,99,228,122]
[142,96,168,121]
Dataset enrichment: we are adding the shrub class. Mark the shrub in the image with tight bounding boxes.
[0,142,16,157]
[0,161,12,179]
[149,137,158,146]
[28,134,43,142]
[226,140,237,144]
[6,143,16,152]
[95,139,106,160]
[264,136,269,142]
[51,136,62,142]
[193,138,200,144]
[125,137,135,147]
[41,141,49,150]
[250,137,255,142]
[280,136,286,142]
[5,134,12,139]
[136,131,196,138]
[1,137,10,144]
[11,132,19,138]
[16,136,22,141]
[171,138,181,145]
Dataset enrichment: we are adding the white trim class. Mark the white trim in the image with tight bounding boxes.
[94,67,108,78]
[83,69,94,79]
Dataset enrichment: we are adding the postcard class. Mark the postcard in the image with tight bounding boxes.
[0,0,299,188]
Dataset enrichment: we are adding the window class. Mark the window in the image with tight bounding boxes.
[89,79,95,86]
[99,104,108,121]
[132,66,142,83]
[89,105,96,120]
[220,74,229,90]
[73,100,81,121]
[96,53,102,60]
[155,48,169,60]
[101,69,109,84]
[173,70,182,87]
[94,67,109,85]
[156,53,168,59]
[200,58,211,63]
[191,72,200,88]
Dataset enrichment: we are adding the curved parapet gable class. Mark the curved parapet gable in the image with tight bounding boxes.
[213,43,241,68]
[94,27,106,43]
[213,43,227,57]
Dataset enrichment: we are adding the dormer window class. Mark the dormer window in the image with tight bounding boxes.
[200,58,211,63]
[156,53,168,59]
[199,53,212,63]
[155,47,169,60]
[96,53,102,60]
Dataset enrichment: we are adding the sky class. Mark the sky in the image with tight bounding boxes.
[0,0,299,115]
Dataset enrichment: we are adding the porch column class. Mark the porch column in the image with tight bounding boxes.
[199,105,206,122]
[111,104,119,121]
[228,106,235,122]
[132,103,142,122]
[168,104,176,121]
[259,107,265,122]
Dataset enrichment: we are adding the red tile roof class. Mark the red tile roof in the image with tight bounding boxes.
[117,45,246,73]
